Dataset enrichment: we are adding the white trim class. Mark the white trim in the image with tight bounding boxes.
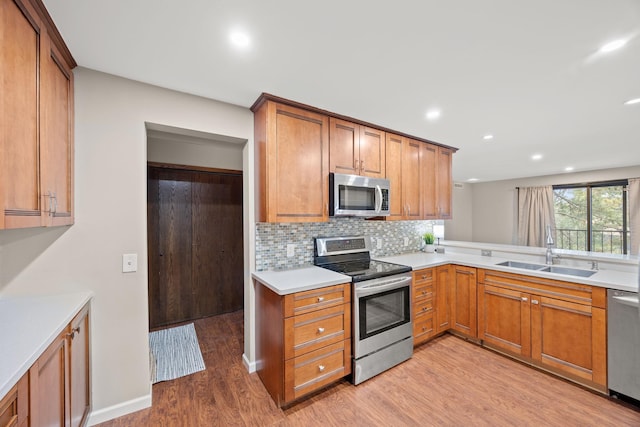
[87,390,152,426]
[242,353,256,373]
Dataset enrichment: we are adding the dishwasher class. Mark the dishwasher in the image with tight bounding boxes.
[608,289,640,402]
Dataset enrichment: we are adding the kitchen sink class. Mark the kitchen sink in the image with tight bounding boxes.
[495,260,597,278]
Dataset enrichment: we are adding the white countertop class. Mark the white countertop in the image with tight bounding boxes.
[252,266,350,295]
[0,291,93,398]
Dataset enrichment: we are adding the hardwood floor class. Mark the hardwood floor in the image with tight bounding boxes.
[97,310,640,426]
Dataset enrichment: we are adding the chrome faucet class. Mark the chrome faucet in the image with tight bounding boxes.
[545,225,556,265]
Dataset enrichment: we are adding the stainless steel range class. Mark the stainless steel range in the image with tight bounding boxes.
[314,236,413,384]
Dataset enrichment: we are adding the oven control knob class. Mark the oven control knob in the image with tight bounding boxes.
[318,327,325,334]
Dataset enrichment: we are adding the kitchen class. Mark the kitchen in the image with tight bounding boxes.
[1,0,640,426]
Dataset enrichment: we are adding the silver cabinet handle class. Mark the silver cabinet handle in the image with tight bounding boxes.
[318,365,325,372]
[521,297,528,302]
[360,159,365,172]
[53,192,57,214]
[532,299,539,305]
[317,327,325,334]
[317,296,324,303]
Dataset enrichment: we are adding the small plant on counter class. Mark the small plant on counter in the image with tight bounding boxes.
[423,232,435,245]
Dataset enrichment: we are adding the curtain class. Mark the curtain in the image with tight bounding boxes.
[517,186,556,247]
[629,178,640,255]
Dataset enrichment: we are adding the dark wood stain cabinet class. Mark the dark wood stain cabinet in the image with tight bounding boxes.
[147,166,244,329]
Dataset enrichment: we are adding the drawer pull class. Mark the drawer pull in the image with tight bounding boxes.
[532,299,539,305]
[317,297,325,303]
[422,291,427,296]
[317,327,325,334]
[422,275,427,279]
[521,297,528,302]
[318,365,325,372]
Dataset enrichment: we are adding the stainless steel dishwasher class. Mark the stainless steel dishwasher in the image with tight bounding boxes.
[608,289,640,401]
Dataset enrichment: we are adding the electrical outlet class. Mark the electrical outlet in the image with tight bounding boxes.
[286,244,295,258]
[481,249,492,257]
[122,253,138,273]
[377,238,382,249]
[403,237,409,247]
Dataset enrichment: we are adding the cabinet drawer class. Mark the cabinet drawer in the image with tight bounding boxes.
[414,313,435,344]
[284,283,350,317]
[414,283,434,301]
[284,303,350,359]
[414,297,434,317]
[284,340,351,402]
[0,385,18,427]
[413,269,433,286]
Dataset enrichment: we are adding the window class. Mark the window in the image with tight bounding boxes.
[553,180,629,254]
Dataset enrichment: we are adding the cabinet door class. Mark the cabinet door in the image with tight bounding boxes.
[30,330,69,427]
[384,133,404,220]
[267,102,329,222]
[402,138,421,220]
[435,265,452,333]
[420,143,438,219]
[41,34,74,226]
[69,305,90,427]
[531,296,606,387]
[451,266,477,338]
[358,126,385,178]
[478,284,531,357]
[329,118,360,176]
[437,147,453,219]
[1,0,44,228]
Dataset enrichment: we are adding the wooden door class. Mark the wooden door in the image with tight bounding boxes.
[402,138,421,219]
[41,32,74,226]
[478,283,531,357]
[358,126,385,178]
[437,147,453,219]
[531,296,606,386]
[269,102,329,222]
[384,133,404,220]
[421,143,438,219]
[29,330,68,427]
[435,265,452,333]
[329,118,360,175]
[1,0,43,228]
[148,166,243,329]
[69,304,90,427]
[451,265,477,338]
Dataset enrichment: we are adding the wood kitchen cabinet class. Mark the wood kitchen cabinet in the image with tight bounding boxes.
[329,118,385,178]
[29,303,91,427]
[436,147,453,219]
[420,144,453,220]
[451,265,477,339]
[0,374,28,427]
[435,264,452,333]
[1,0,75,229]
[253,99,329,223]
[385,134,421,220]
[478,269,607,391]
[412,265,452,346]
[256,281,351,406]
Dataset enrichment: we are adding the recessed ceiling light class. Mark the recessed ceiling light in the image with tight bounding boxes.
[624,98,640,105]
[426,110,441,121]
[565,166,574,172]
[229,31,250,48]
[468,178,479,182]
[483,134,494,141]
[599,39,627,53]
[531,154,543,161]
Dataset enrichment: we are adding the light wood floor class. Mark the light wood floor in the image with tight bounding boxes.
[97,310,640,426]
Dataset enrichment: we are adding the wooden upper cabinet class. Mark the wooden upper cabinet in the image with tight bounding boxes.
[384,134,420,220]
[329,118,385,178]
[437,147,453,219]
[254,100,329,223]
[420,143,438,219]
[384,133,404,220]
[1,0,75,229]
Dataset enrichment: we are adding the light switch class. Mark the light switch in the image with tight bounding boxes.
[286,244,295,258]
[403,237,409,247]
[377,238,382,249]
[122,253,138,273]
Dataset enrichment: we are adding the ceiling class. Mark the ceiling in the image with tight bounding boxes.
[42,0,640,182]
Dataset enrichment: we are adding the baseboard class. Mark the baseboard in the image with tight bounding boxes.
[87,390,152,426]
[243,353,256,373]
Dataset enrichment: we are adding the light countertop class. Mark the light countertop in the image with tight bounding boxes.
[252,266,350,295]
[0,291,93,398]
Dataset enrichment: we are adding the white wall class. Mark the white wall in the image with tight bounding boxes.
[444,182,473,241]
[471,165,640,245]
[0,68,255,424]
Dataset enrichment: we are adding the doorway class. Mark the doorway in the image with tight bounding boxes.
[147,163,243,329]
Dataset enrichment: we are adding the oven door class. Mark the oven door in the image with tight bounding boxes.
[353,273,412,358]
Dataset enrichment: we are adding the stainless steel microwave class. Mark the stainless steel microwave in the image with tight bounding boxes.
[329,173,390,217]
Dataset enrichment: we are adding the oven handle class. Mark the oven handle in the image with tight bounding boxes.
[356,275,412,297]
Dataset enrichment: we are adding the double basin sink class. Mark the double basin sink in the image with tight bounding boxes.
[496,260,597,278]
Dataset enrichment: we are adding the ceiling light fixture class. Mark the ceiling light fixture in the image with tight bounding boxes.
[483,134,494,140]
[565,166,574,172]
[599,39,627,53]
[468,178,479,182]
[531,154,543,161]
[229,31,250,48]
[624,98,640,105]
[426,110,441,121]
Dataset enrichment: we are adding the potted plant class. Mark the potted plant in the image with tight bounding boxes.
[423,232,435,253]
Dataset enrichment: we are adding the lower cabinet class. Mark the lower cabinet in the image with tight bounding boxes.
[451,265,477,339]
[256,282,351,406]
[478,269,607,391]
[0,373,28,427]
[412,265,452,346]
[19,303,91,427]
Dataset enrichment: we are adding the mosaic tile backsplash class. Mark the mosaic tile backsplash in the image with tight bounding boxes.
[255,217,437,271]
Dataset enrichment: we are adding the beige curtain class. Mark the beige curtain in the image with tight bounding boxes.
[629,178,640,255]
[517,186,556,247]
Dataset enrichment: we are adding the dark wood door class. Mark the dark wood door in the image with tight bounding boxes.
[147,166,243,329]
